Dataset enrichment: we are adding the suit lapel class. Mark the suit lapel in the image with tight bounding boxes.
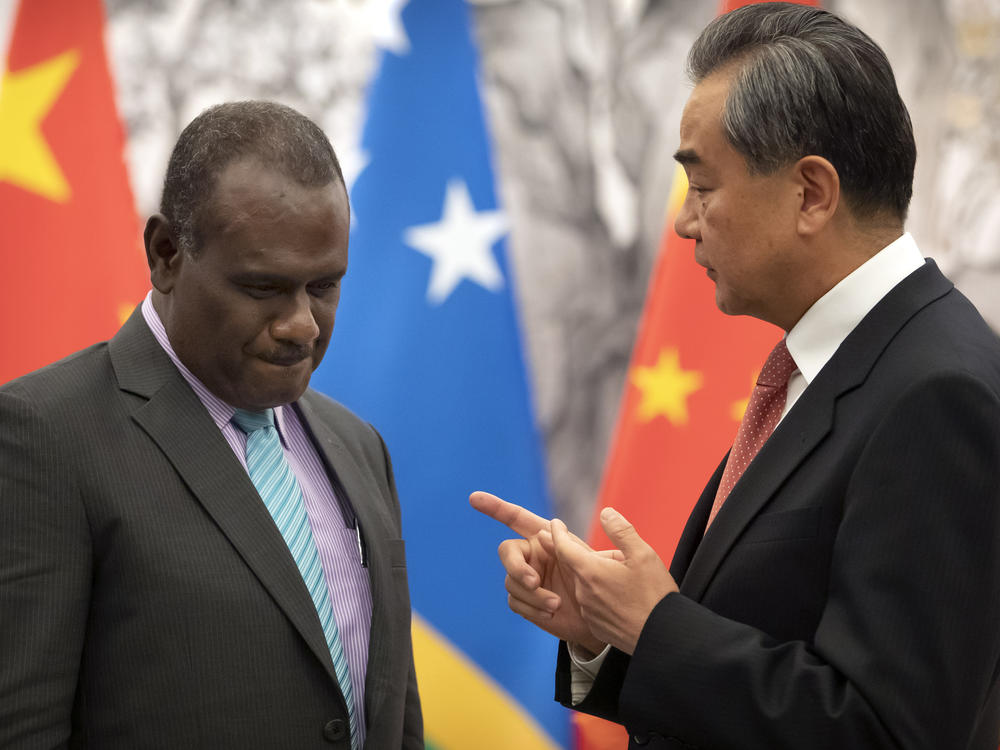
[680,387,835,600]
[680,261,953,601]
[297,392,399,725]
[108,310,338,683]
[670,455,725,584]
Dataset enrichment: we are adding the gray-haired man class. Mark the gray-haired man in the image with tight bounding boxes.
[473,4,1000,748]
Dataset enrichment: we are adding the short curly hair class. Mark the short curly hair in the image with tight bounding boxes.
[159,100,346,254]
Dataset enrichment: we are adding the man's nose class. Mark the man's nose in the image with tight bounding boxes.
[674,191,701,241]
[272,290,320,344]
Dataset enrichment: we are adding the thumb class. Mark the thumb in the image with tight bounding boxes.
[599,507,648,559]
[550,518,589,571]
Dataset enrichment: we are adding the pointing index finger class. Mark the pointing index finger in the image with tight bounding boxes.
[469,491,550,538]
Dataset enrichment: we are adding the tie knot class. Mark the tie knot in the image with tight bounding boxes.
[231,408,276,435]
[757,339,796,388]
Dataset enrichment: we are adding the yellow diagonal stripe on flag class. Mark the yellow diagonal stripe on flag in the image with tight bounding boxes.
[412,614,560,750]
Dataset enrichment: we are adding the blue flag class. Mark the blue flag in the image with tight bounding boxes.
[310,1,569,748]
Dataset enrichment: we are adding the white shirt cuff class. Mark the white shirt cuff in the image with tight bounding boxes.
[567,642,610,705]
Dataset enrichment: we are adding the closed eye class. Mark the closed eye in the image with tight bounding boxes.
[307,279,341,296]
[241,283,281,299]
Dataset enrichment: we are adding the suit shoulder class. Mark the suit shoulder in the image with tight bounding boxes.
[894,288,1000,385]
[1,342,115,409]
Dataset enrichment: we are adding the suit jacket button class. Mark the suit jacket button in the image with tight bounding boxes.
[323,719,348,742]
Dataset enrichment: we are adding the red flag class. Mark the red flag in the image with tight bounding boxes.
[574,1,816,747]
[0,0,147,384]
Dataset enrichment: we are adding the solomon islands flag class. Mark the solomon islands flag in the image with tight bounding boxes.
[310,0,570,748]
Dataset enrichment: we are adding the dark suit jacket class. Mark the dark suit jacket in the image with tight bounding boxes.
[0,310,423,749]
[557,261,1000,749]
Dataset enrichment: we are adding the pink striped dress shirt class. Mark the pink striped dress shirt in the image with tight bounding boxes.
[141,293,371,743]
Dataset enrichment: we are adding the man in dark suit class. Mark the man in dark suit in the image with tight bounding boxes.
[0,101,422,749]
[472,4,1000,748]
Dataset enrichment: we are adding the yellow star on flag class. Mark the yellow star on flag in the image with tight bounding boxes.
[630,347,703,425]
[0,49,80,202]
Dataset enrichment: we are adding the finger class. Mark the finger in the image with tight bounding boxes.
[565,528,594,551]
[596,549,626,563]
[470,491,550,537]
[550,518,592,572]
[497,538,544,588]
[505,575,560,613]
[508,591,556,622]
[536,528,555,556]
[598,507,652,560]
[527,534,550,588]
[537,525,593,556]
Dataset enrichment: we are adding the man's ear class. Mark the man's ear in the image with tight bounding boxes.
[793,155,839,236]
[144,214,183,293]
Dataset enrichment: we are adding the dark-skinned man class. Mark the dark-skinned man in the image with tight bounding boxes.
[0,101,422,749]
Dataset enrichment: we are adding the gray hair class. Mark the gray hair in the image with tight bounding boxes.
[688,2,916,222]
[159,101,346,254]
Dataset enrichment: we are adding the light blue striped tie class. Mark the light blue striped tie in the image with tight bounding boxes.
[232,408,358,749]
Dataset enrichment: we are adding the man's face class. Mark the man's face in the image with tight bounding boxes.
[673,71,803,329]
[158,157,350,410]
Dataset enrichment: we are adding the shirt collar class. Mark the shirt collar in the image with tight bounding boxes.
[140,291,292,443]
[785,232,924,385]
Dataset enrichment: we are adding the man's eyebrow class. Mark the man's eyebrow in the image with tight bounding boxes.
[230,269,346,285]
[673,148,700,166]
[231,271,290,283]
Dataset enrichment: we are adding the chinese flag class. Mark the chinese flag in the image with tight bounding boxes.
[573,1,815,747]
[0,0,147,384]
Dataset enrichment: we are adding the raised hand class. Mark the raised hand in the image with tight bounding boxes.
[470,491,610,653]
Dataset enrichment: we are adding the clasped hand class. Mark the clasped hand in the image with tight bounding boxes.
[469,491,678,655]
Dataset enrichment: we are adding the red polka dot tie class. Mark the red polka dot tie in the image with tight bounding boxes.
[707,339,797,528]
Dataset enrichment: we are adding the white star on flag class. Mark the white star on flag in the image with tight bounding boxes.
[404,178,507,305]
[366,0,411,55]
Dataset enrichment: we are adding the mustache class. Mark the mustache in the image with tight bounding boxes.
[258,346,313,366]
